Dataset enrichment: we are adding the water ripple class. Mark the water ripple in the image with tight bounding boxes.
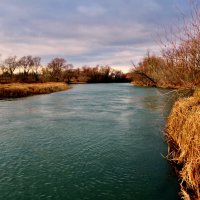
[0,83,179,200]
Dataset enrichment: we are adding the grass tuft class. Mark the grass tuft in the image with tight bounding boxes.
[166,96,200,200]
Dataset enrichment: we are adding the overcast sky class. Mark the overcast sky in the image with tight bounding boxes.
[0,0,191,72]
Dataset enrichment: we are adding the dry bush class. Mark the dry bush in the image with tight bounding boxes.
[131,1,200,89]
[166,96,200,200]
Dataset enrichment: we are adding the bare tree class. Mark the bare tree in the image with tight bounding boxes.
[47,57,67,82]
[62,64,74,83]
[18,56,34,76]
[31,56,41,81]
[4,56,19,79]
[32,57,41,74]
[131,1,200,88]
[0,64,8,75]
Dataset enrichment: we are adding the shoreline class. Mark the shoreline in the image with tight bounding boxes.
[132,82,199,200]
[0,82,70,98]
[166,92,200,200]
[131,81,188,90]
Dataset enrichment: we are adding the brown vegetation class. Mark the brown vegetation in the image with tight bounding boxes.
[0,82,69,98]
[130,2,200,199]
[130,49,200,89]
[0,56,129,84]
[130,2,200,89]
[166,95,200,200]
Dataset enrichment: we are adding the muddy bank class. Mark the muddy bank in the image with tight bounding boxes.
[0,82,69,98]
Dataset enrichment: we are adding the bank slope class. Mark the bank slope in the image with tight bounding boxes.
[166,93,200,200]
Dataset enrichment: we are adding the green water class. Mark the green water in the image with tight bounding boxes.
[0,83,179,200]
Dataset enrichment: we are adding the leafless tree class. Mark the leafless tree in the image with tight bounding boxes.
[19,56,34,74]
[4,56,19,79]
[47,57,67,82]
[32,56,41,74]
[132,0,200,88]
[62,64,74,83]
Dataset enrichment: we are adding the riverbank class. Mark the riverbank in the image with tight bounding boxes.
[132,81,200,199]
[131,81,185,89]
[0,82,69,98]
[165,90,200,200]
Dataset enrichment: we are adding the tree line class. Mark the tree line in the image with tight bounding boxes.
[131,2,200,89]
[0,56,130,84]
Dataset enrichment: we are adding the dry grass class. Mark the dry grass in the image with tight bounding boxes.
[0,82,69,98]
[166,96,200,200]
[193,88,200,98]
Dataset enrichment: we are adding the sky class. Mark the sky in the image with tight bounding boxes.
[0,0,191,72]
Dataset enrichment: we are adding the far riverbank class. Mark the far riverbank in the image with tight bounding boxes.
[0,82,69,98]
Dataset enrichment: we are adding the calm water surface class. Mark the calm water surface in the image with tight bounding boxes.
[0,83,179,200]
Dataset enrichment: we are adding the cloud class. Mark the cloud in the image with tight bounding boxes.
[77,4,106,17]
[0,0,192,69]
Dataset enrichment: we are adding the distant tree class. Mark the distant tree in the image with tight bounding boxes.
[0,64,8,75]
[4,56,19,79]
[18,55,34,81]
[41,67,51,82]
[47,57,67,82]
[113,70,123,79]
[32,57,41,74]
[76,65,127,83]
[62,64,74,83]
[72,68,81,82]
[32,56,41,81]
[0,63,9,83]
[99,66,111,82]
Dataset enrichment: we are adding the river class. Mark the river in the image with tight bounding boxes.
[0,83,179,200]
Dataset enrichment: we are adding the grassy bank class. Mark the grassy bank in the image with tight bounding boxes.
[0,82,69,98]
[131,81,181,89]
[166,93,200,200]
[129,3,200,199]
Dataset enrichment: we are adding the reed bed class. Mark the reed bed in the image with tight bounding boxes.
[0,82,69,98]
[166,96,200,200]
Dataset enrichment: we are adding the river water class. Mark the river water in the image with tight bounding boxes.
[0,83,179,200]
